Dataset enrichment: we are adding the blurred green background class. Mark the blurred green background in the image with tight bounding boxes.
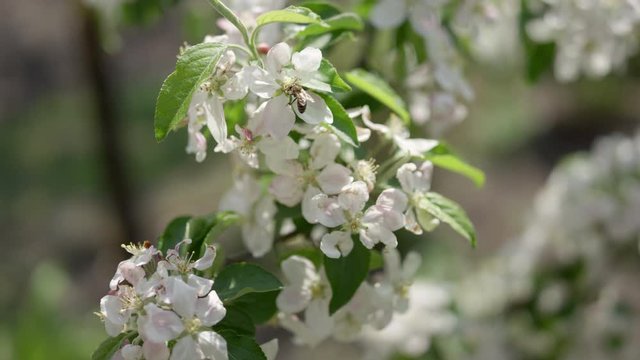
[1,0,639,359]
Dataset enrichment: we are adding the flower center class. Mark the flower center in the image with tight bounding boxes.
[184,317,202,334]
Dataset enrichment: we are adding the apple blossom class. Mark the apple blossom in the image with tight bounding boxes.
[219,173,277,257]
[396,162,441,234]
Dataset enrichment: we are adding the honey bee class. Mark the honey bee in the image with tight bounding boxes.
[285,83,311,114]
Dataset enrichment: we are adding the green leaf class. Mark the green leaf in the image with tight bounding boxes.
[213,306,256,337]
[157,216,191,254]
[256,6,324,26]
[213,263,283,302]
[154,42,226,142]
[227,290,280,324]
[296,13,363,38]
[194,211,241,256]
[91,332,135,360]
[156,212,239,258]
[316,93,358,146]
[344,69,410,124]
[425,154,485,188]
[317,59,351,92]
[298,1,342,18]
[369,250,383,271]
[418,192,477,247]
[519,0,555,82]
[218,330,267,360]
[424,144,485,187]
[325,239,371,314]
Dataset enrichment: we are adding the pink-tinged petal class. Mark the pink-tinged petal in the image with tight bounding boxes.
[117,260,145,288]
[310,193,346,228]
[165,277,198,319]
[370,0,407,29]
[186,274,214,297]
[193,246,216,271]
[257,96,296,139]
[292,47,322,73]
[196,291,226,326]
[361,223,398,249]
[338,181,369,214]
[320,231,354,258]
[120,344,143,360]
[100,295,126,327]
[409,2,441,37]
[270,175,304,207]
[138,304,184,343]
[198,331,229,360]
[170,336,201,360]
[404,209,423,235]
[186,129,207,162]
[396,163,418,194]
[104,318,125,337]
[142,341,169,360]
[259,136,299,160]
[294,92,333,125]
[376,189,409,213]
[302,186,323,224]
[266,42,292,74]
[316,163,353,195]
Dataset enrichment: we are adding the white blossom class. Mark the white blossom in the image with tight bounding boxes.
[246,42,333,139]
[219,174,277,257]
[396,162,441,234]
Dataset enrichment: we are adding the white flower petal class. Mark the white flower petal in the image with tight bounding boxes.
[376,189,409,214]
[142,341,170,360]
[310,133,341,170]
[256,95,296,139]
[198,331,229,360]
[193,246,216,271]
[170,336,201,360]
[294,92,333,125]
[138,304,184,343]
[266,42,292,74]
[292,47,323,73]
[338,181,369,214]
[196,291,226,326]
[165,277,198,319]
[247,65,279,98]
[370,0,407,29]
[270,175,304,207]
[320,231,354,258]
[316,163,353,195]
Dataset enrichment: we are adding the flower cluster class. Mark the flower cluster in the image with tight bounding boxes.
[98,240,229,359]
[368,0,501,135]
[276,249,428,347]
[185,16,445,259]
[360,281,457,360]
[526,0,640,82]
[455,131,640,359]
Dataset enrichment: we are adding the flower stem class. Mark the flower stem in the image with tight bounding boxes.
[205,0,260,60]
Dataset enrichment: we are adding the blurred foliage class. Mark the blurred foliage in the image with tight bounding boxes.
[5,262,103,359]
